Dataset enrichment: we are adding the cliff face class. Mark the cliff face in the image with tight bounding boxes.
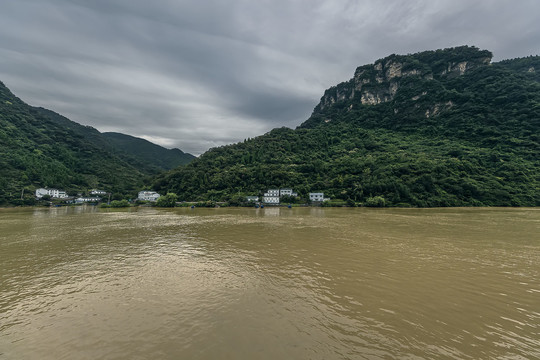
[153,47,539,207]
[314,46,492,111]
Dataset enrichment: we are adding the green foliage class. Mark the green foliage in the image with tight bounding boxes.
[109,199,130,208]
[227,194,249,207]
[0,82,193,205]
[195,200,217,208]
[321,199,348,207]
[102,132,195,169]
[280,195,299,204]
[364,196,387,207]
[155,193,178,207]
[497,55,540,83]
[154,48,539,207]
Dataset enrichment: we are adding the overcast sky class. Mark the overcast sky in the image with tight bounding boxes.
[1,0,539,155]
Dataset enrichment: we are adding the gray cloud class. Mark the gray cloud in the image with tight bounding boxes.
[1,0,539,155]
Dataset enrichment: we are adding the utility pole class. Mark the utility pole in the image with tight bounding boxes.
[21,188,24,200]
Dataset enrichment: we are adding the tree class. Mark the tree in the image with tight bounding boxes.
[280,195,298,204]
[110,199,130,208]
[156,193,178,207]
[364,196,387,207]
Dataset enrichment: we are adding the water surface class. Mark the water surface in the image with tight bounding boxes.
[1,206,539,359]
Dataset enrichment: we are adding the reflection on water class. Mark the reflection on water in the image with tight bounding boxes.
[1,206,539,359]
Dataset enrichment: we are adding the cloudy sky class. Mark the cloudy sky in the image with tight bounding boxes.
[1,0,539,155]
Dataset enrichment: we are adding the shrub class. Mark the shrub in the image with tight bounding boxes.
[364,196,387,207]
[155,193,178,207]
[110,199,130,208]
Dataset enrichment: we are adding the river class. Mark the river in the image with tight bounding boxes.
[1,206,539,359]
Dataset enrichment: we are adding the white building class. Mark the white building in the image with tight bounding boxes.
[309,192,325,202]
[246,196,259,202]
[263,195,280,204]
[75,197,101,203]
[263,189,280,204]
[279,188,298,197]
[90,189,107,195]
[35,188,68,199]
[265,189,279,197]
[138,191,161,201]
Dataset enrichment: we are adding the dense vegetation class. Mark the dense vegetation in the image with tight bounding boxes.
[36,108,194,171]
[154,47,539,207]
[102,132,194,170]
[0,82,193,205]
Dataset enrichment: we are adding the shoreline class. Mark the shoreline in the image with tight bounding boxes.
[1,204,538,210]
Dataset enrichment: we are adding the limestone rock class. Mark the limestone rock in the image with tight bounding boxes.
[314,46,493,113]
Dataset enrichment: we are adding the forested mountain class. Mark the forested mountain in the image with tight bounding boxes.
[0,82,193,205]
[154,46,539,207]
[35,108,194,171]
[102,132,195,170]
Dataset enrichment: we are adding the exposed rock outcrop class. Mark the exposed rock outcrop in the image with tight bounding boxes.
[315,46,492,112]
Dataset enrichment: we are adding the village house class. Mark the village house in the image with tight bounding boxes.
[90,189,107,196]
[279,188,298,197]
[257,188,327,205]
[138,191,161,201]
[309,192,325,202]
[263,195,280,204]
[261,188,299,204]
[263,189,280,204]
[246,196,259,202]
[265,189,279,197]
[35,188,68,199]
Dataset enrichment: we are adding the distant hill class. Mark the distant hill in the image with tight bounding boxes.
[0,82,193,205]
[102,132,195,170]
[35,108,195,172]
[154,46,539,207]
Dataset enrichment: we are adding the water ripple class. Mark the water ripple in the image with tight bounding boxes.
[1,207,539,359]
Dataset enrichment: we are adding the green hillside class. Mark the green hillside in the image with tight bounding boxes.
[103,132,195,170]
[36,108,194,172]
[0,82,192,205]
[154,46,539,207]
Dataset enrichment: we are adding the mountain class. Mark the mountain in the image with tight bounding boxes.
[153,46,539,207]
[102,132,195,170]
[35,108,194,172]
[0,82,193,205]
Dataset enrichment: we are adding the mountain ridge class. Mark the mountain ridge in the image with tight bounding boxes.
[313,46,492,113]
[154,46,539,207]
[0,81,194,205]
[102,132,195,170]
[34,107,195,171]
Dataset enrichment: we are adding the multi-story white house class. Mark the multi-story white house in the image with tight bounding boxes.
[35,188,68,199]
[263,189,280,204]
[90,189,107,196]
[263,195,280,204]
[309,192,325,202]
[279,188,298,197]
[138,191,161,201]
[265,189,279,197]
[262,188,299,204]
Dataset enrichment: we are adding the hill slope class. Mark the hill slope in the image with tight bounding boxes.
[0,82,193,205]
[102,132,195,170]
[35,108,194,172]
[154,46,539,207]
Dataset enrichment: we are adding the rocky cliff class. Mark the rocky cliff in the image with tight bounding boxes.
[314,46,492,111]
[153,46,539,207]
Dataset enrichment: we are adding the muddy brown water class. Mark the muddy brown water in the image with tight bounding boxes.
[1,206,538,359]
